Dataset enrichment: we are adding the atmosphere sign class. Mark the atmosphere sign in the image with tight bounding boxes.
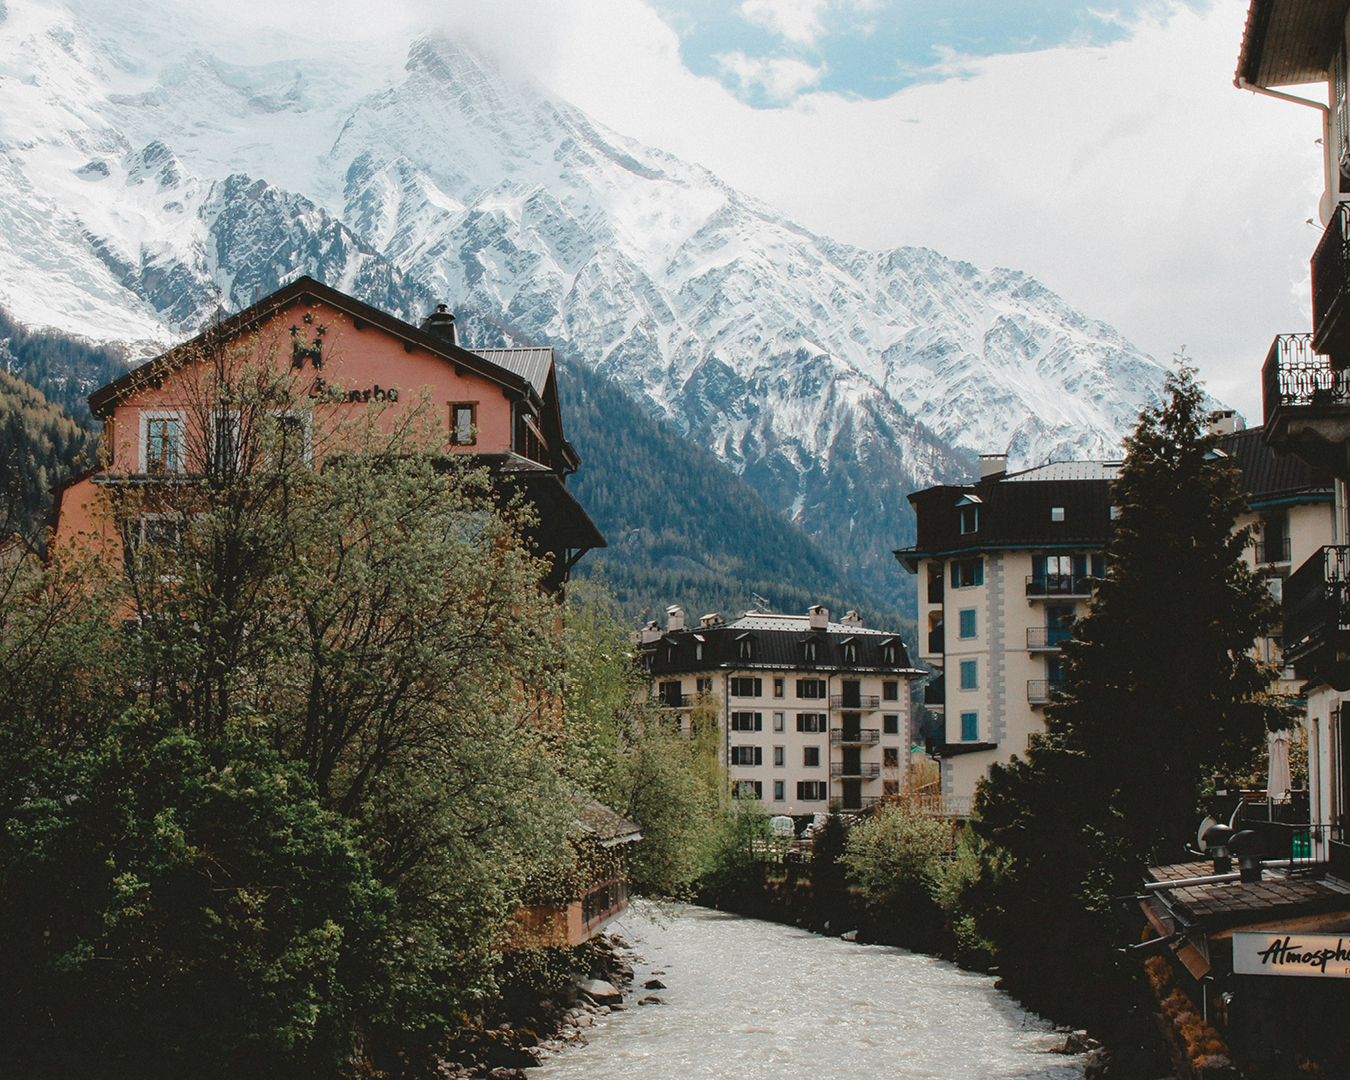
[1233,932,1350,977]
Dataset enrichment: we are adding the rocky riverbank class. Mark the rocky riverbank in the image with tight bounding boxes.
[424,932,652,1079]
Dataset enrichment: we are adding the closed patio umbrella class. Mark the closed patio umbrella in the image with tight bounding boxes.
[1267,729,1292,804]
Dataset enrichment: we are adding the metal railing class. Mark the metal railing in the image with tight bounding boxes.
[831,728,881,745]
[1255,536,1292,565]
[1027,678,1067,704]
[1026,626,1073,650]
[1282,545,1350,662]
[829,795,882,812]
[1261,332,1350,426]
[831,762,882,778]
[1025,574,1095,598]
[1313,201,1350,355]
[830,694,881,710]
[656,692,692,708]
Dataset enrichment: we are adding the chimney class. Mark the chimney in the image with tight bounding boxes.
[421,303,458,346]
[666,605,686,633]
[636,620,662,645]
[841,609,863,627]
[808,604,829,630]
[700,612,724,628]
[979,454,1007,479]
[1207,409,1245,436]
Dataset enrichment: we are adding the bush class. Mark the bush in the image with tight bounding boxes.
[841,803,950,905]
[0,710,391,1080]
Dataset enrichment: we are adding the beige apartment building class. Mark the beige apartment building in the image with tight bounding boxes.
[897,431,1332,806]
[638,606,922,813]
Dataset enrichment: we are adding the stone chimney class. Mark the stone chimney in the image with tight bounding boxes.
[979,453,1008,479]
[420,303,458,346]
[840,609,863,627]
[666,605,686,633]
[636,620,662,645]
[700,612,724,628]
[808,604,829,630]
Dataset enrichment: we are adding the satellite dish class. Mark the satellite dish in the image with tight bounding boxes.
[770,815,795,837]
[1197,815,1218,852]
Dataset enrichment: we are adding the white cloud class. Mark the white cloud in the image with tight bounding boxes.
[739,0,831,47]
[716,50,827,100]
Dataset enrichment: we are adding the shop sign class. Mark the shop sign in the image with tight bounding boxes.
[1233,932,1350,978]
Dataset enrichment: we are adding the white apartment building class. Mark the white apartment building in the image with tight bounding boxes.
[639,605,922,813]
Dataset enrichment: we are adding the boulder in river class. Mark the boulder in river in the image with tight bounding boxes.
[644,979,666,990]
[638,996,664,1006]
[577,978,623,1005]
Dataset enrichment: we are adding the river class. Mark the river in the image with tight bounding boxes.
[534,902,1088,1080]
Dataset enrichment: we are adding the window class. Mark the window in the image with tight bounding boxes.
[883,747,900,768]
[797,678,827,699]
[773,677,784,698]
[211,411,241,472]
[959,660,978,690]
[951,558,983,588]
[273,412,311,466]
[773,712,784,732]
[731,746,763,766]
[958,609,976,639]
[730,677,763,697]
[657,680,682,707]
[841,681,861,708]
[696,677,712,695]
[449,402,477,446]
[960,711,978,741]
[1051,506,1065,522]
[142,412,185,473]
[882,681,899,701]
[733,780,763,800]
[695,642,703,661]
[737,634,754,660]
[1109,505,1122,521]
[803,640,818,663]
[883,780,900,797]
[773,746,785,767]
[841,640,857,664]
[883,714,899,735]
[883,643,897,665]
[730,712,763,731]
[773,780,785,802]
[796,713,827,733]
[797,781,827,801]
[959,505,978,534]
[803,746,821,767]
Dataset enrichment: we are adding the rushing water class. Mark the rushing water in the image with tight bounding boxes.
[534,902,1087,1080]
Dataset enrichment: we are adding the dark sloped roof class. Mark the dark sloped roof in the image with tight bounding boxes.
[645,617,919,676]
[1221,425,1334,507]
[1236,0,1349,88]
[475,348,553,396]
[573,796,642,846]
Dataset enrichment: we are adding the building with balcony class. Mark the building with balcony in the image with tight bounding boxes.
[49,276,605,592]
[639,605,922,812]
[896,455,1116,803]
[896,429,1330,805]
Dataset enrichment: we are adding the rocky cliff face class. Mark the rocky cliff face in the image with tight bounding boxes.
[0,0,1176,607]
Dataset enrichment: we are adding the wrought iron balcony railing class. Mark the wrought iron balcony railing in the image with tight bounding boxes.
[1313,201,1350,361]
[830,694,881,711]
[829,795,881,812]
[1027,678,1067,704]
[655,692,693,708]
[1255,536,1292,565]
[831,728,881,745]
[1025,574,1095,598]
[1282,545,1350,665]
[1261,332,1350,427]
[1026,626,1073,650]
[831,762,882,779]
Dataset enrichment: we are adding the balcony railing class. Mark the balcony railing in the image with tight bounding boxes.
[1027,678,1067,704]
[830,694,881,710]
[1262,331,1350,427]
[1313,202,1350,361]
[831,728,881,745]
[831,762,882,779]
[1025,574,1095,598]
[927,626,944,653]
[1282,545,1350,665]
[1255,536,1292,565]
[655,693,693,708]
[829,795,881,812]
[1026,626,1073,650]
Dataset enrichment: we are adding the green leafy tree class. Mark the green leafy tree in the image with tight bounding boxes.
[841,801,951,907]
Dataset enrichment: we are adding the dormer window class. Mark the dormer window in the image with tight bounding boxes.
[880,637,898,666]
[956,494,981,535]
[1051,507,1065,522]
[803,638,819,663]
[841,637,857,665]
[737,633,754,660]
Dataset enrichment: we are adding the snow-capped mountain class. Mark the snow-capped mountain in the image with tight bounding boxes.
[0,0,1176,596]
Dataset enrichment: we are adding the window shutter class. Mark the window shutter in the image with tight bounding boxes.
[755,713,763,731]
[951,561,960,588]
[1032,554,1045,580]
[1091,554,1104,578]
[755,747,763,766]
[754,678,763,696]
[1073,553,1087,577]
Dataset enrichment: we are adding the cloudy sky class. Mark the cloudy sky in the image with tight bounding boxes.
[204,0,1323,422]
